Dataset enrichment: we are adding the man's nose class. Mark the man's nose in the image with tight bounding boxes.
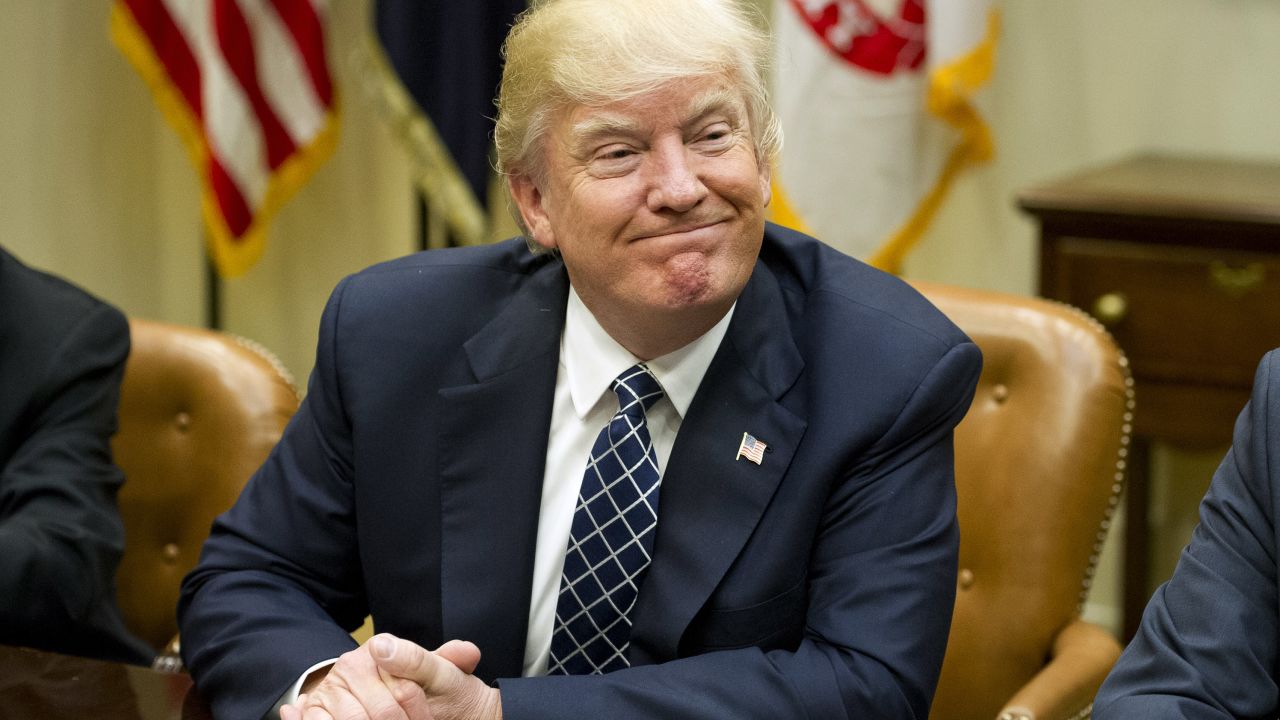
[645,144,708,213]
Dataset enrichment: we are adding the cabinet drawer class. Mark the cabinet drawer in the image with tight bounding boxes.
[1051,237,1280,389]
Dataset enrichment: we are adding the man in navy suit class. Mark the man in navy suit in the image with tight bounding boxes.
[1095,349,1280,718]
[178,1,982,718]
[0,246,151,665]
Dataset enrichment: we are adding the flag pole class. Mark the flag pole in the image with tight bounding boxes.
[417,192,457,251]
[204,251,222,331]
[417,193,430,252]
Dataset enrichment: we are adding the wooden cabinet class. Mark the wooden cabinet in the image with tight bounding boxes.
[1019,154,1280,638]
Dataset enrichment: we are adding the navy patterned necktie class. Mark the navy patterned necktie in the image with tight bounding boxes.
[547,363,665,675]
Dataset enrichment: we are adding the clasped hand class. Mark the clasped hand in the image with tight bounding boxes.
[280,634,502,720]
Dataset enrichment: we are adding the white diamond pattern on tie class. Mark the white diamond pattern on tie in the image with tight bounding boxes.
[547,363,664,675]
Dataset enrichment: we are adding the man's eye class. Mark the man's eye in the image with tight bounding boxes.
[588,146,639,176]
[697,125,735,146]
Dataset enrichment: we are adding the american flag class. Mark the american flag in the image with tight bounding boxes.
[736,432,767,465]
[111,0,339,278]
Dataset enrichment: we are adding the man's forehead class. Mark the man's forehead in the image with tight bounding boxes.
[562,81,747,141]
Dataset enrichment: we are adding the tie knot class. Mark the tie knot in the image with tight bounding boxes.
[611,364,664,417]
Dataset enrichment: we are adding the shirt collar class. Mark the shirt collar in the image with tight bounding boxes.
[562,286,734,420]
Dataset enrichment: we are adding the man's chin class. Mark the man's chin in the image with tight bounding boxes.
[654,260,716,307]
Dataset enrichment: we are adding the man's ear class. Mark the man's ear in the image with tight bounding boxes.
[759,163,773,208]
[508,173,557,251]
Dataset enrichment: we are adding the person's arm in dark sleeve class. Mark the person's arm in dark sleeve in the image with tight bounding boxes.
[1094,350,1280,719]
[499,340,982,719]
[0,304,147,663]
[178,277,368,720]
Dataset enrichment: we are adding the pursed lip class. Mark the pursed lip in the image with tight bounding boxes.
[629,219,727,243]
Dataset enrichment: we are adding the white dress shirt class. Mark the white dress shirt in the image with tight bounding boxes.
[522,287,733,676]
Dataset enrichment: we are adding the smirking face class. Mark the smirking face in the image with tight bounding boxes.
[511,74,771,357]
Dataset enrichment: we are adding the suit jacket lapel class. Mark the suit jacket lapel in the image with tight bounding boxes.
[629,261,808,664]
[437,261,568,681]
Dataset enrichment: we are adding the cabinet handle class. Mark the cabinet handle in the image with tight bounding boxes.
[1092,292,1128,327]
[1208,261,1265,297]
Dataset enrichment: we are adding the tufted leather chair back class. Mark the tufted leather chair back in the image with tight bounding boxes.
[112,318,299,654]
[914,282,1131,720]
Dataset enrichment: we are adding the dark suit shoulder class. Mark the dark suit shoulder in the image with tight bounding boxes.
[0,249,129,431]
[759,223,970,355]
[1260,349,1280,406]
[0,248,128,358]
[313,239,567,401]
[747,224,981,469]
[330,239,554,326]
[329,236,555,322]
[350,238,549,281]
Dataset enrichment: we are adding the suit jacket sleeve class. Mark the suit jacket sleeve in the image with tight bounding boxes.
[0,302,148,663]
[179,276,369,720]
[500,340,981,719]
[1094,350,1280,718]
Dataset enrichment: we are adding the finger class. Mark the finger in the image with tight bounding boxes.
[375,663,425,702]
[369,634,456,693]
[384,675,435,720]
[300,705,335,720]
[304,646,411,720]
[348,645,418,718]
[298,686,354,720]
[280,702,300,720]
[302,686,379,720]
[433,639,482,674]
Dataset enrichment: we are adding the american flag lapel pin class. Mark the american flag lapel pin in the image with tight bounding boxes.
[736,432,767,465]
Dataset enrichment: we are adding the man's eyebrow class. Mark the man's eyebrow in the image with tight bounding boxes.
[566,88,747,150]
[567,114,642,149]
[684,88,745,126]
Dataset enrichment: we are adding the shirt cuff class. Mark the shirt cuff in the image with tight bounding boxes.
[268,658,339,719]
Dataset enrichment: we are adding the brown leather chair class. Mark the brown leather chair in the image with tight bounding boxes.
[914,282,1133,720]
[112,318,299,663]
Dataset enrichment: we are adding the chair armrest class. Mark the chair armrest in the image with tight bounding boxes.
[997,619,1122,720]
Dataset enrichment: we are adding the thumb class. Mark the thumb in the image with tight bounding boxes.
[434,639,482,674]
[369,633,453,692]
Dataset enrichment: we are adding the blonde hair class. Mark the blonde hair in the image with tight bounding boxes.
[494,0,781,180]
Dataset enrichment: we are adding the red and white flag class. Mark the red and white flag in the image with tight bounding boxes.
[770,0,997,273]
[111,0,339,277]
